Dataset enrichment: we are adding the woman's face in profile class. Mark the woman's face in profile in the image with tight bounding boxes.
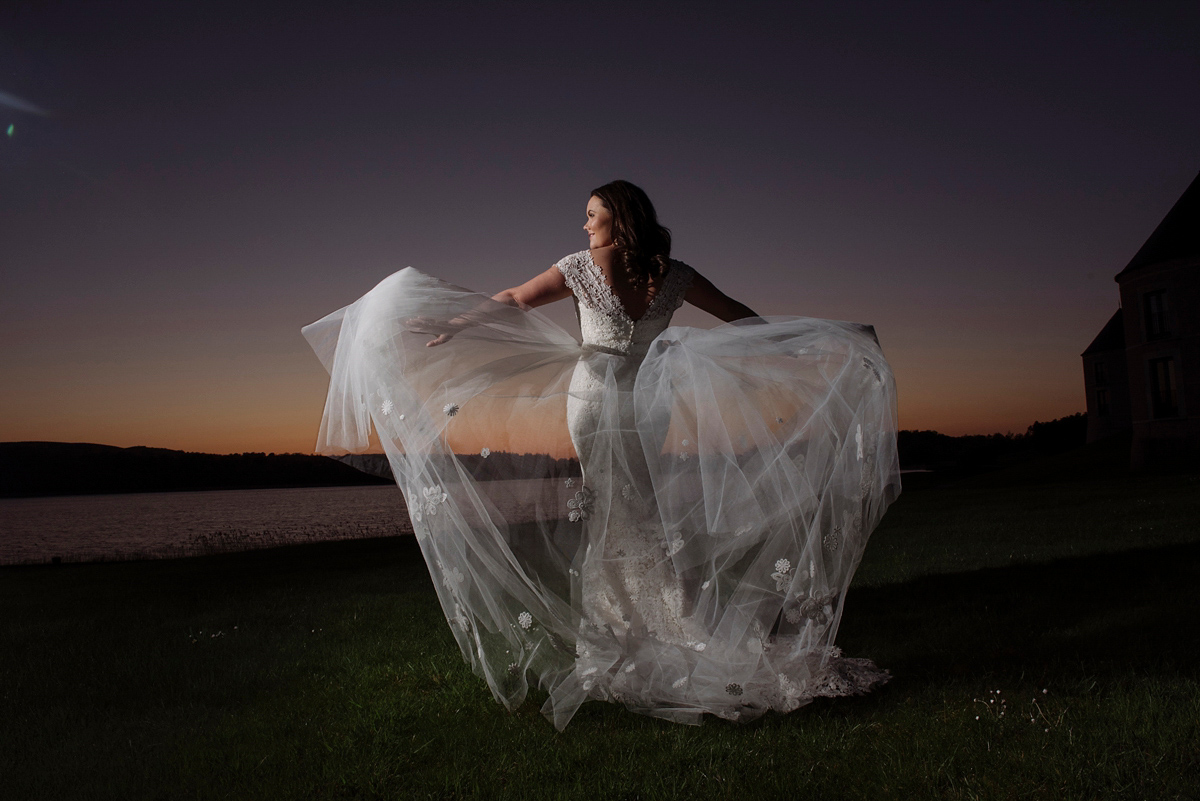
[584,196,614,249]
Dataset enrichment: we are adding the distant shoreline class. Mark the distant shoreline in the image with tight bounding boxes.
[2,415,1090,498]
[0,442,390,499]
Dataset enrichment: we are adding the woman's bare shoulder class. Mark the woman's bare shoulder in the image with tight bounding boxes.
[588,246,616,273]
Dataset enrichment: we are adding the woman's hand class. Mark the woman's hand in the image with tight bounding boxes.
[405,266,571,347]
[404,316,458,347]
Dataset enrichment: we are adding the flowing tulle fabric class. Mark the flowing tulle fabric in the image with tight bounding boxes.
[303,266,900,729]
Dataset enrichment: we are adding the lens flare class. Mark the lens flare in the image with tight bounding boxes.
[0,90,47,115]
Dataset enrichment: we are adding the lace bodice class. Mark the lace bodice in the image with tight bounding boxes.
[556,251,695,355]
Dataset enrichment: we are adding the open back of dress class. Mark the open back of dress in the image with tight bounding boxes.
[303,251,901,729]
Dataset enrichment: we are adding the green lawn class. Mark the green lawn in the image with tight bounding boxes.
[2,443,1198,800]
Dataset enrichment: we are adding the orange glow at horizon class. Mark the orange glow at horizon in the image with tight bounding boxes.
[0,337,1088,454]
[0,288,1093,454]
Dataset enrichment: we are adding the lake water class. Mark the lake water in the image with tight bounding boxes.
[0,485,414,566]
[0,478,574,566]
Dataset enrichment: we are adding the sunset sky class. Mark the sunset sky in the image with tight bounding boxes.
[2,2,1198,454]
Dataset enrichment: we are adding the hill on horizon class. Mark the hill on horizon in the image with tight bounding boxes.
[1,414,1089,499]
[0,442,391,499]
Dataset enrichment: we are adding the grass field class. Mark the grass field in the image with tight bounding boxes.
[2,441,1198,800]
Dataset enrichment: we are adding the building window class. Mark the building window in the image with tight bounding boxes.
[1093,361,1107,387]
[1148,357,1179,419]
[1096,389,1109,417]
[1144,290,1170,340]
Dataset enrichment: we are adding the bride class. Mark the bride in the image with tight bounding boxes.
[303,181,900,729]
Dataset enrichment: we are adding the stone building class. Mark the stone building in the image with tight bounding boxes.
[1082,170,1200,468]
[1081,309,1131,443]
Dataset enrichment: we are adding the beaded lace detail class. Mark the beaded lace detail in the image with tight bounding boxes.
[556,251,695,355]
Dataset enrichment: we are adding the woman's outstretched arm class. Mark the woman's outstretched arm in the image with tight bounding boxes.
[421,265,573,346]
[684,271,761,323]
[491,265,573,309]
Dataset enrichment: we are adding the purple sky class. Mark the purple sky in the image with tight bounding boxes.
[2,1,1198,452]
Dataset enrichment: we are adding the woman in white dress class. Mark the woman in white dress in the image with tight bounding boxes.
[304,181,900,729]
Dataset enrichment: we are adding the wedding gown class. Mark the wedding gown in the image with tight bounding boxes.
[303,250,900,729]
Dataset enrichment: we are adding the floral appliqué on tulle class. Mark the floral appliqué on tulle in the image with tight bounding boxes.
[412,485,449,535]
[771,558,795,591]
[568,486,596,522]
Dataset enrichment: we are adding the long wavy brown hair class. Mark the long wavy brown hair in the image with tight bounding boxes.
[590,180,672,285]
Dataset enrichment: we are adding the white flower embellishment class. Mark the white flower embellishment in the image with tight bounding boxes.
[436,559,463,590]
[380,399,394,416]
[786,591,837,626]
[665,533,684,555]
[517,611,533,630]
[480,447,490,458]
[621,484,635,501]
[443,402,459,417]
[564,477,576,488]
[678,451,690,462]
[771,558,794,592]
[796,591,837,626]
[567,486,595,522]
[780,674,806,701]
[442,565,464,589]
[451,603,471,632]
[824,526,842,553]
[422,485,448,516]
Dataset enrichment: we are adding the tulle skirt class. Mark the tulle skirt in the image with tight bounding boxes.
[303,267,901,729]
